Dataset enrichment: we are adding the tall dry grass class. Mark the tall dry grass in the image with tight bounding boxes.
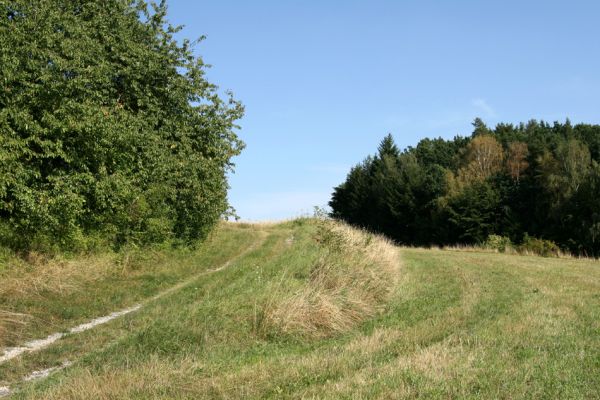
[0,253,100,346]
[262,220,400,339]
[0,251,135,347]
[0,245,168,302]
[0,310,29,345]
[0,253,116,301]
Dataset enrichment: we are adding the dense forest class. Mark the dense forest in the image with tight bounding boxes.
[330,119,600,256]
[0,0,243,251]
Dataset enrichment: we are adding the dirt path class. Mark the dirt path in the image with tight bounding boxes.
[0,305,143,365]
[0,231,267,397]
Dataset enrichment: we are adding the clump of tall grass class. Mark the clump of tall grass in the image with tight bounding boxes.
[0,254,106,300]
[0,246,167,301]
[0,310,29,346]
[0,252,124,347]
[262,220,400,339]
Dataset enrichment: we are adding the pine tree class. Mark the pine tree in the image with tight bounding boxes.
[377,134,400,159]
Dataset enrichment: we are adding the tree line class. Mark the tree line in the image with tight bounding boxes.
[330,118,600,256]
[0,0,243,251]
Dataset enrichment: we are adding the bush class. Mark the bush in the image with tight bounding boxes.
[519,234,561,257]
[484,234,513,253]
[0,1,243,251]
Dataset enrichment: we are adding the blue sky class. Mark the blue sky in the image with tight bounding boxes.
[167,0,600,221]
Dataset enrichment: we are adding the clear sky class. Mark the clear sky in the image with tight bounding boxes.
[166,0,600,221]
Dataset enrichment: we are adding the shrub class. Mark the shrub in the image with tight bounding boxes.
[484,234,513,253]
[0,1,243,250]
[519,234,561,257]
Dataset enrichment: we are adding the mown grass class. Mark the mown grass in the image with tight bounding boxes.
[1,219,599,399]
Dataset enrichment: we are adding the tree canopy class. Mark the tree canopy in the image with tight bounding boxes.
[330,119,600,256]
[0,0,244,250]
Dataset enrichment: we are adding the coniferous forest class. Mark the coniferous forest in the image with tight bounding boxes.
[330,119,600,256]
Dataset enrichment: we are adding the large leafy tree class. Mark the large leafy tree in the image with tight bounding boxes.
[0,0,244,249]
[505,141,529,183]
[458,134,504,184]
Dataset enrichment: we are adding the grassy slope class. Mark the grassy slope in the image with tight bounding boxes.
[1,220,599,399]
[0,224,258,348]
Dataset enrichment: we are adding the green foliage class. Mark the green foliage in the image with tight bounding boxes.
[444,180,502,243]
[314,219,347,253]
[330,119,600,256]
[484,234,513,253]
[0,0,243,250]
[377,133,400,158]
[519,234,561,257]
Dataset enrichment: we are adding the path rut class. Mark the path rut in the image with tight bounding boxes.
[0,231,267,397]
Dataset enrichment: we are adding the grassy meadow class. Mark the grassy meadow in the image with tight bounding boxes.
[0,219,599,399]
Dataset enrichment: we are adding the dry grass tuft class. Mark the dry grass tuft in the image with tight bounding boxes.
[0,247,163,301]
[262,220,400,339]
[0,309,29,344]
[0,254,116,300]
[0,253,120,348]
[18,356,203,400]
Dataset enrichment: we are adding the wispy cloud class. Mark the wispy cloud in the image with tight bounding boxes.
[472,98,497,118]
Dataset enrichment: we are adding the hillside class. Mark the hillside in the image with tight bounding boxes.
[1,220,599,399]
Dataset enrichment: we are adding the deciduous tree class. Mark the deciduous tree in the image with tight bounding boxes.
[506,141,529,182]
[0,0,244,249]
[458,134,504,183]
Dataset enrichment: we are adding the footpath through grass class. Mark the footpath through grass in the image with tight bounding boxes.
[1,219,599,399]
[0,223,258,349]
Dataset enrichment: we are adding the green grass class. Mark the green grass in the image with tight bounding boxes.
[0,224,258,348]
[1,219,599,399]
